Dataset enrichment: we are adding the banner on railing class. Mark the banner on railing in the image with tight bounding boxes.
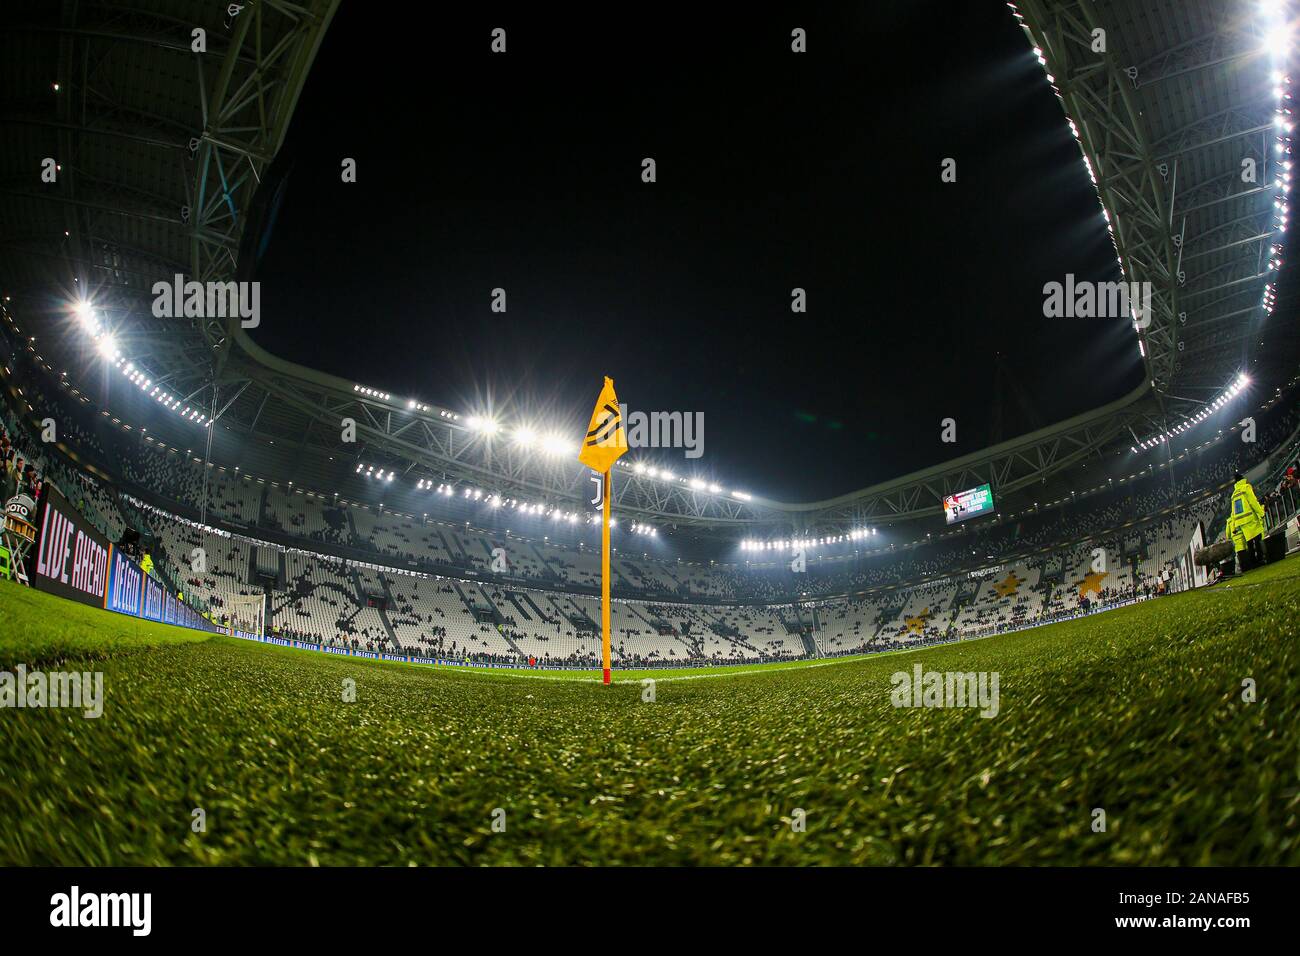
[32,482,109,608]
[105,546,144,616]
[141,573,165,622]
[32,482,222,636]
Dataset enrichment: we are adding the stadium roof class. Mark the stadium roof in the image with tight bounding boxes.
[0,0,339,369]
[1015,0,1286,398]
[0,0,1293,538]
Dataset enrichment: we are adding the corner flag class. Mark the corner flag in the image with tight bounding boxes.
[578,376,627,685]
[578,376,628,473]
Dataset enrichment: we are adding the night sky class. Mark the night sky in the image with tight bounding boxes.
[248,1,1145,501]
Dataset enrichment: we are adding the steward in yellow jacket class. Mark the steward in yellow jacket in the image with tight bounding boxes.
[1226,473,1265,558]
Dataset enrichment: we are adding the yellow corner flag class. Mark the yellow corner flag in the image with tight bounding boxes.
[578,376,626,686]
[578,376,628,473]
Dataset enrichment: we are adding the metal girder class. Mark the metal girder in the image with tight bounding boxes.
[214,324,1156,531]
[0,0,341,418]
[1155,117,1271,163]
[1016,0,1278,407]
[1008,0,1286,457]
[1130,12,1241,87]
[212,362,780,529]
[190,2,339,363]
[0,113,191,151]
[1018,0,1181,397]
[1177,179,1270,219]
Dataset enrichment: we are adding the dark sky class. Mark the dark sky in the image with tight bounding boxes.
[248,1,1144,501]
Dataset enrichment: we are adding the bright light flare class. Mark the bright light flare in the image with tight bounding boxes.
[541,434,571,456]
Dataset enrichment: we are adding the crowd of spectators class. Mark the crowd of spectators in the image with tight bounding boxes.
[3,347,1297,666]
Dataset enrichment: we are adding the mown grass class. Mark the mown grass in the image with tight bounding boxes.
[0,559,1297,865]
[0,580,211,667]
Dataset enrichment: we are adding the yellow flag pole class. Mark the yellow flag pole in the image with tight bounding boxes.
[577,375,625,683]
[602,467,612,685]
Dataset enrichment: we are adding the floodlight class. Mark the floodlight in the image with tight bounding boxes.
[541,434,570,456]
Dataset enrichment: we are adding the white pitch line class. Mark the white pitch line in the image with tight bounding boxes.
[423,640,973,685]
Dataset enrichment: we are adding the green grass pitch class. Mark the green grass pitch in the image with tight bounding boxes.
[1,558,1297,865]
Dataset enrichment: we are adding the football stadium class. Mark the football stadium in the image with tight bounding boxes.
[1,0,1299,918]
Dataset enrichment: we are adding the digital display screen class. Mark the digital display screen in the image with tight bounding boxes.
[943,483,995,524]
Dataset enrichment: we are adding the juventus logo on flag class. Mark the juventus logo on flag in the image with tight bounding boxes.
[578,376,628,473]
[587,404,621,447]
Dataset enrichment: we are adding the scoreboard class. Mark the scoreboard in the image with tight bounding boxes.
[943,483,995,524]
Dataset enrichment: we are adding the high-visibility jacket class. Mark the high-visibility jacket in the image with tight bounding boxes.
[1226,478,1265,551]
[140,552,155,575]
